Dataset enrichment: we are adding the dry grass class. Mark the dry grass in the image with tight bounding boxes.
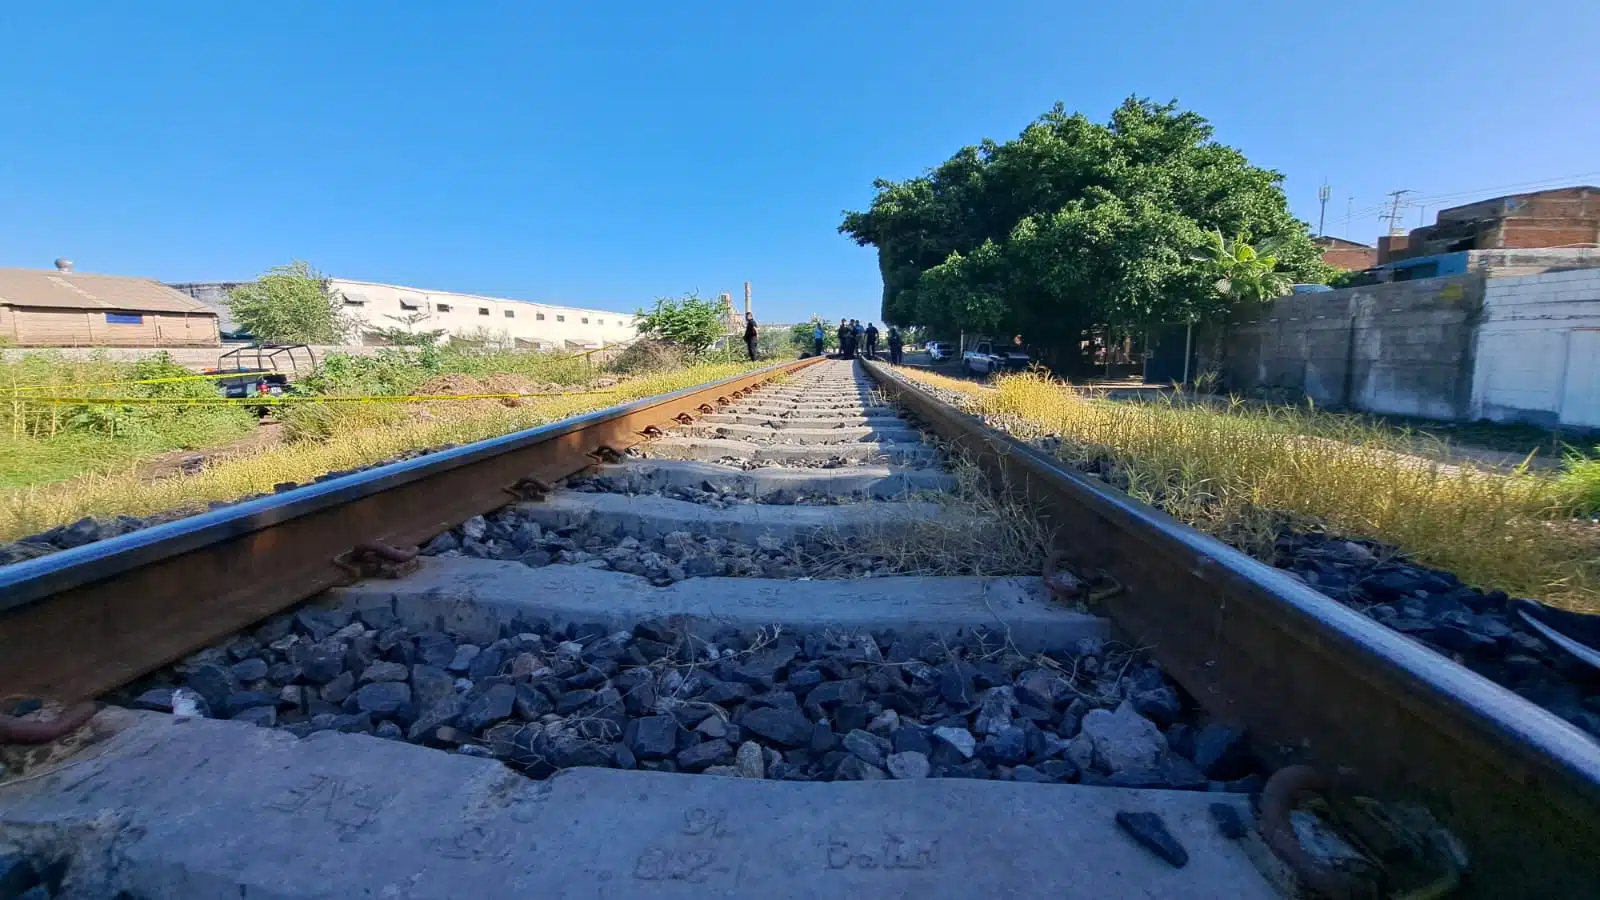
[0,362,762,542]
[809,456,1058,579]
[899,368,1600,611]
[895,368,993,399]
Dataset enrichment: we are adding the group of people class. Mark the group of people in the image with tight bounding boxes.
[741,313,905,364]
[813,318,903,363]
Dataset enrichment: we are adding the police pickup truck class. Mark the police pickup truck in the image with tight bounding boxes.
[962,340,1031,375]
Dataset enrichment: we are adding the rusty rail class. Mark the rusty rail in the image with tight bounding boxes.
[0,357,821,704]
[861,358,1600,899]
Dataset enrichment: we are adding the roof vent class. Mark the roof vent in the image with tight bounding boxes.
[54,258,73,273]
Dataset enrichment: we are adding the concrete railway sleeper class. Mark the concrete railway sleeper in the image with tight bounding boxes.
[0,360,1593,897]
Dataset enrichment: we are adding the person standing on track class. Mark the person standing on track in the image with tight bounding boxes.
[887,325,903,364]
[744,312,759,361]
[812,320,825,358]
[838,318,853,359]
[864,322,879,360]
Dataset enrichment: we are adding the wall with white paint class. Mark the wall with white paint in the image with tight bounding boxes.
[1472,270,1600,428]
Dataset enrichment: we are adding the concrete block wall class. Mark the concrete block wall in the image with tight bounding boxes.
[1472,269,1600,428]
[1217,275,1483,419]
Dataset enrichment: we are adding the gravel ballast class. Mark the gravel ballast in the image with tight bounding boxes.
[114,607,1261,790]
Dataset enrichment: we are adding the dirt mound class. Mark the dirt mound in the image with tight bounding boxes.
[482,373,538,407]
[408,374,502,420]
[416,374,489,397]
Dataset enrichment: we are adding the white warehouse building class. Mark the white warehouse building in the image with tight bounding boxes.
[329,278,638,350]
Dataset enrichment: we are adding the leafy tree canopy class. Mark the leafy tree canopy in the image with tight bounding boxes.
[839,98,1329,356]
[227,261,351,344]
[634,293,727,356]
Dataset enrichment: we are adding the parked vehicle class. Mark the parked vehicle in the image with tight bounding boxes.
[203,343,316,411]
[963,340,1031,375]
[925,341,955,362]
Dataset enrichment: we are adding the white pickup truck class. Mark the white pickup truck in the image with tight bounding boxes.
[962,341,1030,375]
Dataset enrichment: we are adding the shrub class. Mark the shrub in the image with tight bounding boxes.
[610,340,690,375]
[227,261,352,344]
[634,293,727,356]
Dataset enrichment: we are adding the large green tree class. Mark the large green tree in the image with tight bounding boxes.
[839,98,1328,369]
[227,261,351,344]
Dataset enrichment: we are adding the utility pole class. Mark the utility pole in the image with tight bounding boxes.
[1317,181,1330,237]
[743,282,751,318]
[1380,189,1414,234]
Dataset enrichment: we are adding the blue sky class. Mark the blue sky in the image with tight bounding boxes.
[2,2,1597,325]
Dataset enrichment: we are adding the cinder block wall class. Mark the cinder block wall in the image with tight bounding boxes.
[1216,275,1484,419]
[1473,269,1600,428]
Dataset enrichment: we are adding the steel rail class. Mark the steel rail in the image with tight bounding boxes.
[862,359,1600,898]
[0,357,822,704]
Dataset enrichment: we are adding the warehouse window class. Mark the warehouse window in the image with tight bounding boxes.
[435,303,452,313]
[582,317,589,324]
[598,319,604,325]
[536,313,545,321]
[398,298,420,311]
[479,307,490,316]
[105,312,144,325]
[556,315,565,322]
[504,310,514,318]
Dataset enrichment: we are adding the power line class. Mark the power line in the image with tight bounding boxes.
[1342,170,1600,223]
[1400,170,1600,207]
[1379,190,1414,234]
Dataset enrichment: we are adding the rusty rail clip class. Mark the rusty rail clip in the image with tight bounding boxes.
[503,476,553,501]
[332,541,420,583]
[588,445,623,464]
[697,403,715,414]
[0,701,98,745]
[674,412,695,425]
[1042,550,1087,603]
[1257,765,1466,899]
[641,425,665,438]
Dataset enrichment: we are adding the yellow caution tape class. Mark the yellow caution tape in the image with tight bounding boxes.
[9,388,626,407]
[2,370,279,393]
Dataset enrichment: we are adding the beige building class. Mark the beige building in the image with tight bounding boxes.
[330,278,637,350]
[0,263,220,348]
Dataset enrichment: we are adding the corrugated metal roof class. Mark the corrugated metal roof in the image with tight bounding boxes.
[0,268,218,314]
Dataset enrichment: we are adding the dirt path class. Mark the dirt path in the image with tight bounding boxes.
[134,422,286,482]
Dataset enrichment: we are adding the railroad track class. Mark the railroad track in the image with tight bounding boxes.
[1,357,1598,898]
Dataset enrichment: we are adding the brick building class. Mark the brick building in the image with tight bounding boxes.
[1381,185,1600,263]
[1313,236,1377,271]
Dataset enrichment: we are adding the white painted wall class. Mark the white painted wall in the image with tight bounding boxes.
[329,279,638,350]
[1472,269,1600,428]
